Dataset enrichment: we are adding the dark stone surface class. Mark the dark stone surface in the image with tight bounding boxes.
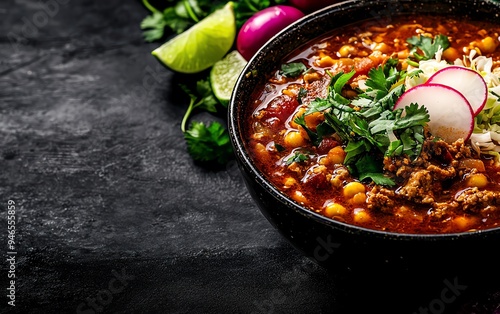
[0,1,499,313]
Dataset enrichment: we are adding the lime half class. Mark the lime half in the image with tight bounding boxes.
[152,2,236,74]
[210,50,247,106]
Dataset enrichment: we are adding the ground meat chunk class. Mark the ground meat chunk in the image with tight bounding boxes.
[429,201,459,219]
[397,169,435,204]
[426,164,456,180]
[367,186,396,214]
[455,188,500,213]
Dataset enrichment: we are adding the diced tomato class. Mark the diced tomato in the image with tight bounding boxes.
[303,172,330,190]
[317,137,339,154]
[262,96,300,125]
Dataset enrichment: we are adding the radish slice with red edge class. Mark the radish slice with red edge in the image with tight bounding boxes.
[426,66,488,116]
[394,83,474,143]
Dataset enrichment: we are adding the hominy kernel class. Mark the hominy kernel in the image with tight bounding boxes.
[373,42,391,53]
[338,45,355,57]
[343,182,366,199]
[304,112,324,129]
[327,146,346,165]
[284,131,306,148]
[352,192,367,205]
[325,202,347,217]
[290,107,306,128]
[304,72,321,83]
[318,56,335,67]
[442,47,460,61]
[353,208,371,223]
[479,36,498,53]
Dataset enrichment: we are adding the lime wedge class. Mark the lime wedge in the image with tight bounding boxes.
[210,50,247,106]
[152,2,236,74]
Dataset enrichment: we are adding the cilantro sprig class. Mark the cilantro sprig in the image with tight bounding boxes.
[406,34,450,65]
[180,80,233,165]
[140,0,286,42]
[184,121,233,165]
[297,58,430,186]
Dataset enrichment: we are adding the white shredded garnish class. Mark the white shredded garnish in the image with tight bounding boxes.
[406,51,500,161]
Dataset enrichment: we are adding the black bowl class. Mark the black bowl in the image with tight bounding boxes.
[228,0,500,279]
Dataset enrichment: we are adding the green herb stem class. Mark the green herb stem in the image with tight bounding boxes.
[183,0,200,23]
[142,0,159,13]
[181,99,196,133]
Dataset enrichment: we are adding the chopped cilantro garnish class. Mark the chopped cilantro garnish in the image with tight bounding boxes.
[275,143,286,152]
[297,58,430,186]
[280,62,307,78]
[180,79,219,132]
[140,0,287,42]
[184,121,233,165]
[285,151,309,165]
[407,34,450,61]
[297,87,308,104]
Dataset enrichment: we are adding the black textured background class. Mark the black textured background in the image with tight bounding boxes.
[0,1,499,313]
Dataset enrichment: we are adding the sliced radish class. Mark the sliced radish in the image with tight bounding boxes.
[426,66,488,116]
[394,83,474,143]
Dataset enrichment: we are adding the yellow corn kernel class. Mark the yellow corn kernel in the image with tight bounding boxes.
[283,177,297,188]
[317,55,335,67]
[352,192,367,205]
[289,107,306,128]
[353,208,371,223]
[284,131,306,148]
[338,45,355,57]
[282,89,295,97]
[343,182,366,199]
[292,190,307,204]
[304,112,324,129]
[466,173,488,188]
[303,72,321,83]
[479,36,498,54]
[324,202,347,217]
[442,47,460,62]
[327,146,346,165]
[373,42,391,54]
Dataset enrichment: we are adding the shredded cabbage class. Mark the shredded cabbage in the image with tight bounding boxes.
[404,50,500,162]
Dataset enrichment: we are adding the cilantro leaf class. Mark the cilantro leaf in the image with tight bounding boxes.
[233,0,287,28]
[300,59,429,186]
[180,79,219,132]
[140,0,288,41]
[293,114,320,146]
[354,155,395,186]
[280,62,307,78]
[285,151,309,165]
[140,11,167,42]
[407,34,450,61]
[184,121,233,165]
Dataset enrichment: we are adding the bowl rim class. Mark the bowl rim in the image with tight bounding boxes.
[228,0,500,240]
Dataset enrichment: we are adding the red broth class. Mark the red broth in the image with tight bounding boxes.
[243,15,500,234]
